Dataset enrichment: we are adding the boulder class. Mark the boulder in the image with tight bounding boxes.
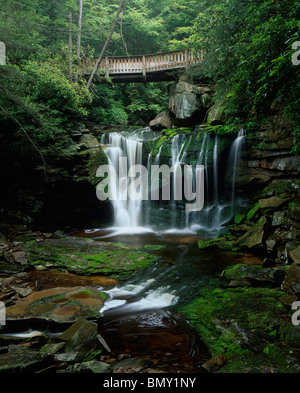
[58,318,99,360]
[169,82,212,125]
[0,346,49,373]
[149,111,172,131]
[6,286,106,324]
[206,101,226,125]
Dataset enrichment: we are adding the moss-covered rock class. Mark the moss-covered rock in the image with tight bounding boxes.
[21,237,158,279]
[178,269,300,372]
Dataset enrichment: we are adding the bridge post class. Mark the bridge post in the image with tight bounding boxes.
[185,49,190,70]
[142,55,146,82]
[105,57,109,78]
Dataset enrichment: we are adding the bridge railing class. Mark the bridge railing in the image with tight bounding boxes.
[81,49,203,76]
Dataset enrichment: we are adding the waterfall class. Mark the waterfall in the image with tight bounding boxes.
[229,129,245,214]
[213,135,219,204]
[104,132,143,228]
[99,128,245,234]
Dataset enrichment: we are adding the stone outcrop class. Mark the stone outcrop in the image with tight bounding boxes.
[149,111,173,130]
[168,82,212,126]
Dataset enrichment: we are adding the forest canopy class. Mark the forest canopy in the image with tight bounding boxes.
[0,0,299,163]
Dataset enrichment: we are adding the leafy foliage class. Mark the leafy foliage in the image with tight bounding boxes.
[190,0,300,152]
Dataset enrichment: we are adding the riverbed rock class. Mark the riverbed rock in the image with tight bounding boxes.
[75,360,112,373]
[6,286,107,324]
[21,236,158,278]
[0,346,49,373]
[223,264,286,287]
[58,318,99,361]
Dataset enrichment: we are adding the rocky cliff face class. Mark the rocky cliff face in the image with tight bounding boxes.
[0,124,111,233]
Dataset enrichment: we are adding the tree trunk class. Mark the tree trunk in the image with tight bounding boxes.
[74,0,83,83]
[86,0,125,89]
[68,12,73,84]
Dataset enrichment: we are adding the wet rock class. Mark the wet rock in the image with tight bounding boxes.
[0,346,49,373]
[40,342,65,356]
[112,358,153,373]
[54,351,81,363]
[281,263,300,295]
[76,360,112,373]
[223,264,286,287]
[58,318,99,360]
[202,354,227,372]
[6,286,106,324]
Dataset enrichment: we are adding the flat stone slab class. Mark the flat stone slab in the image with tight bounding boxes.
[6,286,106,324]
[259,196,290,209]
[21,237,158,278]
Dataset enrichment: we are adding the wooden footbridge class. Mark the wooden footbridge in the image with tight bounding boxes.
[81,49,203,83]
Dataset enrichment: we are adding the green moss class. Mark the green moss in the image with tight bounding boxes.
[22,237,158,279]
[178,267,300,372]
[198,237,236,251]
[144,244,166,251]
[246,202,260,221]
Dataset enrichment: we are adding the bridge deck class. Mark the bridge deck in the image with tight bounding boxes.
[81,49,203,82]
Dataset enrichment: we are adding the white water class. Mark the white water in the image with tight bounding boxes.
[229,129,245,213]
[100,128,245,234]
[99,279,178,315]
[104,132,143,228]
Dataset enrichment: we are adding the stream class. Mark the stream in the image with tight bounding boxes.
[69,228,257,372]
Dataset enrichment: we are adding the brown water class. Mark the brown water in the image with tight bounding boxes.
[68,228,259,372]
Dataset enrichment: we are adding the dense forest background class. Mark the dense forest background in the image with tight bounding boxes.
[0,0,299,174]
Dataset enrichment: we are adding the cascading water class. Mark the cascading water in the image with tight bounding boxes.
[103,132,143,229]
[228,129,246,214]
[100,127,245,235]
